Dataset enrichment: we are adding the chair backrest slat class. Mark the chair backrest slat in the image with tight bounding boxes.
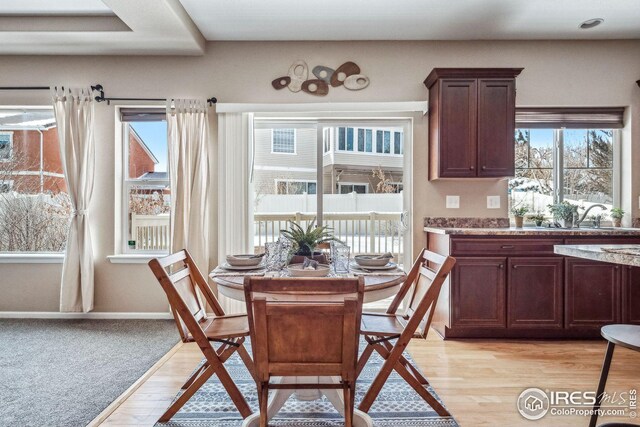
[396,249,456,339]
[149,250,226,343]
[245,277,364,383]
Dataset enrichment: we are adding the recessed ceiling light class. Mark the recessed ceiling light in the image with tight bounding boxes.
[579,18,604,29]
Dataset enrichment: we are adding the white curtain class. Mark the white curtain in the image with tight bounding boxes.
[167,99,210,273]
[217,112,253,313]
[52,87,96,313]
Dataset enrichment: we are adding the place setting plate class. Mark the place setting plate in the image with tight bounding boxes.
[220,262,265,271]
[349,261,398,271]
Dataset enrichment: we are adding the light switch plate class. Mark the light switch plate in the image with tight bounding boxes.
[487,196,501,209]
[446,195,460,209]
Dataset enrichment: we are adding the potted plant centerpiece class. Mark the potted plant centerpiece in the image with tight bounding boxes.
[280,219,340,264]
[511,206,529,228]
[548,202,579,228]
[610,208,625,228]
[529,212,546,227]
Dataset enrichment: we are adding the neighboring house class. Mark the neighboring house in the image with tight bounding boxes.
[0,115,65,193]
[0,117,158,194]
[253,126,403,195]
[128,126,158,179]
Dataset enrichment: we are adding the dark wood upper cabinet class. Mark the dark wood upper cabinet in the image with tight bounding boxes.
[425,68,522,180]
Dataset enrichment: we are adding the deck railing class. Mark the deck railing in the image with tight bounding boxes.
[130,211,406,263]
[254,211,405,263]
[131,213,170,250]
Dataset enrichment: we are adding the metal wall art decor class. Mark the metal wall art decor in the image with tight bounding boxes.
[272,61,369,96]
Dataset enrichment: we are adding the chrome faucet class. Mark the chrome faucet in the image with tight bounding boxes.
[575,204,608,228]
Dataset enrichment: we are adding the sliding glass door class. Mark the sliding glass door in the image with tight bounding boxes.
[251,118,411,266]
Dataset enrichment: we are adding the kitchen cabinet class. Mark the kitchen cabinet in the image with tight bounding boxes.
[508,257,564,329]
[427,232,640,339]
[424,68,522,180]
[565,258,621,329]
[622,266,640,324]
[451,257,506,328]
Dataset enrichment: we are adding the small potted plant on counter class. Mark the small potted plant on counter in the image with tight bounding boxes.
[548,202,579,228]
[511,206,529,228]
[280,219,340,264]
[529,212,546,227]
[610,208,625,227]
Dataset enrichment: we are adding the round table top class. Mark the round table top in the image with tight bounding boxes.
[213,273,406,293]
[601,324,640,352]
[210,273,407,301]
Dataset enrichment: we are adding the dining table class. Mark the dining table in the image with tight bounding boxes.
[209,264,407,427]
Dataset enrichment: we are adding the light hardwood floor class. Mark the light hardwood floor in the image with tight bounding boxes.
[99,335,640,427]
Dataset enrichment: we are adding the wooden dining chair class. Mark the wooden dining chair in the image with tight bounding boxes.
[149,250,254,423]
[244,276,365,427]
[357,248,456,416]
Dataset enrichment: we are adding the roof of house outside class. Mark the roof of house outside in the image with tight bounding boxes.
[139,172,168,180]
[129,126,159,164]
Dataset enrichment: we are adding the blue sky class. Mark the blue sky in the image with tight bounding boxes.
[131,121,168,172]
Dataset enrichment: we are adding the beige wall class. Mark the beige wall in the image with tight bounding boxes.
[0,40,638,313]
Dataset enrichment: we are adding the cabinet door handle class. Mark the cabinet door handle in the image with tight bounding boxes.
[482,166,487,170]
[499,264,504,269]
[469,166,475,170]
[512,265,517,269]
[501,245,515,249]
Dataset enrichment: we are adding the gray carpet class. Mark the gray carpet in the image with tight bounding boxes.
[0,319,179,427]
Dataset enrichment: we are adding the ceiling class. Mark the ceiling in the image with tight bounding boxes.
[0,0,638,55]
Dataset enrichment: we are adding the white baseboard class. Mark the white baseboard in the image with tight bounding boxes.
[0,311,173,320]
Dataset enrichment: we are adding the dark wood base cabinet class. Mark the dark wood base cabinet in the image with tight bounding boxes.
[428,233,640,339]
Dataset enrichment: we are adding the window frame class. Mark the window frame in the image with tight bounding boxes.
[121,121,170,255]
[274,178,317,195]
[338,182,369,194]
[512,127,620,212]
[0,131,14,162]
[271,128,297,155]
[334,126,403,156]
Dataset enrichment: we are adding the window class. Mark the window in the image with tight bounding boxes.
[339,183,368,194]
[510,128,617,216]
[272,129,296,153]
[0,132,13,160]
[121,110,170,253]
[336,127,402,155]
[0,108,69,252]
[275,180,317,195]
[323,128,331,153]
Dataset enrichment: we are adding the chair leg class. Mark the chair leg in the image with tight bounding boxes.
[356,341,375,377]
[343,383,353,427]
[158,364,215,422]
[358,347,397,413]
[216,361,253,418]
[259,383,269,427]
[373,342,450,416]
[181,361,209,390]
[237,343,258,383]
[381,340,429,385]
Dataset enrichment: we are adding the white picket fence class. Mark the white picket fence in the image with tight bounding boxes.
[131,213,170,250]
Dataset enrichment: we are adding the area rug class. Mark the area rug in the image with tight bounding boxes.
[158,342,458,427]
[0,319,179,427]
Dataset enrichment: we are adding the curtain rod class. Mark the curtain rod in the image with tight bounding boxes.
[92,85,217,106]
[0,84,217,106]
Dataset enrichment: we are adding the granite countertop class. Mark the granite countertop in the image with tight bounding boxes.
[554,244,640,267]
[424,226,640,236]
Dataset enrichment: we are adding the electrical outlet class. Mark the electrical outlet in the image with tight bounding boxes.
[446,195,460,209]
[487,196,501,209]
